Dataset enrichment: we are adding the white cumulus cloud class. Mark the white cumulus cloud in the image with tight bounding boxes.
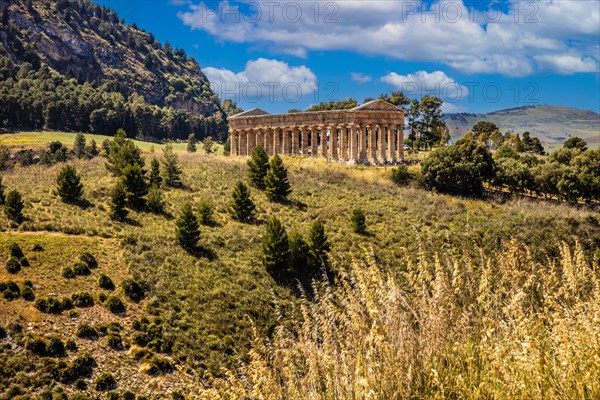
[350,72,373,83]
[203,58,317,102]
[381,71,469,101]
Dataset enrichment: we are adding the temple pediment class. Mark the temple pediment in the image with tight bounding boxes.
[230,108,270,118]
[353,99,403,112]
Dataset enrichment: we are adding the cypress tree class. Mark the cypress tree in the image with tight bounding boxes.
[176,203,200,251]
[161,144,182,187]
[247,145,269,189]
[187,133,197,153]
[73,133,86,158]
[350,208,367,235]
[307,219,331,265]
[4,190,24,222]
[122,165,147,210]
[56,165,84,204]
[262,217,291,282]
[108,181,128,221]
[229,182,255,223]
[264,154,291,202]
[149,159,162,187]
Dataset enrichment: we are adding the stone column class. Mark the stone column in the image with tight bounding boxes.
[247,129,256,156]
[273,128,281,154]
[320,126,328,158]
[339,125,348,161]
[359,125,367,162]
[311,126,318,157]
[291,127,298,155]
[239,130,247,156]
[367,124,376,163]
[281,128,289,155]
[230,128,237,156]
[266,128,274,156]
[387,124,396,163]
[349,125,358,163]
[398,124,405,161]
[378,125,387,164]
[330,126,338,160]
[300,126,308,156]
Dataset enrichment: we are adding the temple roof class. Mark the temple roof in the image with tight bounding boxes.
[229,108,270,118]
[352,99,403,112]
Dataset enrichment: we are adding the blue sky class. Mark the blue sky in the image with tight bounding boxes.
[97,0,600,115]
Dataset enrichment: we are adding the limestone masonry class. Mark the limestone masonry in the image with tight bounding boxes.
[228,99,405,164]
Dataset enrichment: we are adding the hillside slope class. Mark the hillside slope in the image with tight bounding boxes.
[446,105,600,148]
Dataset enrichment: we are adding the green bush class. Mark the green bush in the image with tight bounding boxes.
[105,296,126,314]
[74,378,88,390]
[79,252,98,269]
[5,257,21,274]
[72,292,94,307]
[175,203,200,251]
[56,165,84,204]
[350,209,367,235]
[76,323,98,339]
[122,391,136,400]
[46,336,66,357]
[65,339,77,351]
[107,333,123,350]
[32,243,44,251]
[146,185,165,214]
[95,372,117,391]
[4,189,24,222]
[0,326,6,339]
[122,279,146,302]
[20,286,35,301]
[98,274,115,290]
[197,200,215,226]
[26,337,47,355]
[229,181,255,223]
[73,260,91,276]
[1,281,20,300]
[390,165,414,186]
[9,243,24,258]
[62,267,75,279]
[35,296,62,313]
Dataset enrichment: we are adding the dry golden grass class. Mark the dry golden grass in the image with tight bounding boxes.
[210,240,600,400]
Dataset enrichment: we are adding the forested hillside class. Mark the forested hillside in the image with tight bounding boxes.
[0,0,227,140]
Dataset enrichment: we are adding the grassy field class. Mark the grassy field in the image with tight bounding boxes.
[0,131,224,154]
[0,132,599,397]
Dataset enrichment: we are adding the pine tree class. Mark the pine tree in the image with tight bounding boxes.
[56,165,84,204]
[187,133,197,153]
[149,159,162,187]
[87,139,99,158]
[264,154,291,202]
[73,133,86,158]
[4,190,24,222]
[122,165,147,210]
[176,203,200,251]
[108,181,128,221]
[247,145,269,189]
[146,185,165,214]
[197,200,214,226]
[307,219,331,265]
[229,181,255,223]
[105,130,145,176]
[262,217,291,282]
[0,176,5,205]
[350,208,367,235]
[202,137,214,154]
[161,144,182,187]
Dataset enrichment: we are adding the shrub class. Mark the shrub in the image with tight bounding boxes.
[421,140,494,196]
[99,292,107,302]
[107,333,123,350]
[0,326,6,339]
[72,292,94,307]
[143,356,174,375]
[122,279,146,302]
[350,209,367,235]
[147,185,165,214]
[197,200,215,226]
[175,203,200,251]
[307,219,331,268]
[4,189,24,222]
[76,323,98,339]
[149,158,162,187]
[56,165,84,204]
[19,256,29,267]
[65,339,77,351]
[5,257,21,274]
[73,260,91,276]
[109,180,128,221]
[70,352,96,376]
[62,267,75,279]
[35,296,62,313]
[61,297,73,310]
[105,296,126,314]
[390,165,414,186]
[46,336,66,357]
[9,243,24,258]
[74,378,88,390]
[32,243,44,251]
[1,281,20,300]
[20,286,35,301]
[26,337,47,355]
[230,181,255,223]
[95,372,117,391]
[122,391,136,400]
[98,274,115,290]
[162,143,182,187]
[79,252,98,269]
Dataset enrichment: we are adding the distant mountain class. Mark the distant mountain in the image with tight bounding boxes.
[446,105,600,147]
[0,0,226,139]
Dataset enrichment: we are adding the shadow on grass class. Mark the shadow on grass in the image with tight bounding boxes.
[185,245,217,261]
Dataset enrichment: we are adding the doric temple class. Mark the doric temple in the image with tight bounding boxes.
[228,99,405,164]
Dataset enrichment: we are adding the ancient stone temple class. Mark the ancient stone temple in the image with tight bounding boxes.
[228,99,405,164]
